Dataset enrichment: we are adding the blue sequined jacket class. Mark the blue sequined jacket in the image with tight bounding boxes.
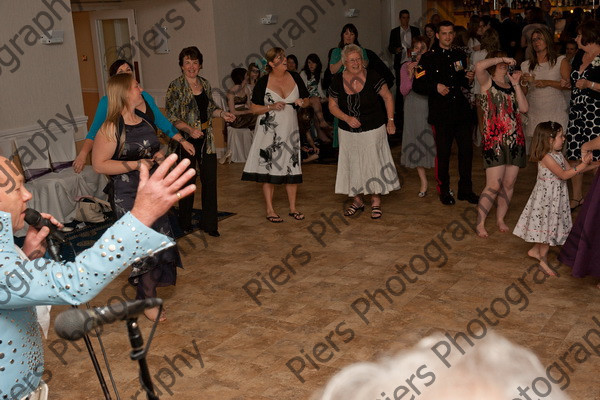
[0,211,173,399]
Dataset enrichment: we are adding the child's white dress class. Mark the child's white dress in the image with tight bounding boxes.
[513,152,572,245]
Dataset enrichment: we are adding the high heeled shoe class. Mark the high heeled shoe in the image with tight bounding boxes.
[219,150,232,164]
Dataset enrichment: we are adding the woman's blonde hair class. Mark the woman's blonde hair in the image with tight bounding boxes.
[101,73,135,141]
[530,121,562,162]
[341,44,363,64]
[265,47,285,73]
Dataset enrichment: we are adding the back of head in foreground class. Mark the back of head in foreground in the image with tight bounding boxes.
[314,332,570,400]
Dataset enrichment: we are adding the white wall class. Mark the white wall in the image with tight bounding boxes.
[212,0,384,95]
[394,0,427,30]
[0,0,395,145]
[0,0,86,141]
[108,0,218,107]
[104,0,388,105]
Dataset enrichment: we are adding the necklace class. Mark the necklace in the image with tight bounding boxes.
[188,78,201,89]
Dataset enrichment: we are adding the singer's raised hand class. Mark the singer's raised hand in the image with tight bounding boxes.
[131,154,197,227]
[22,213,62,259]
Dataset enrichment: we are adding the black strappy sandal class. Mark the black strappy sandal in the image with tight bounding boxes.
[344,203,365,216]
[288,212,305,220]
[266,214,284,223]
[371,206,382,219]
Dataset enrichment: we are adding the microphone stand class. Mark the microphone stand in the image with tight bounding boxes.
[126,318,159,400]
[46,236,113,400]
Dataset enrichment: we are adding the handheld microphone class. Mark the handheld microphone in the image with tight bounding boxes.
[54,298,163,341]
[24,208,66,242]
[24,208,66,261]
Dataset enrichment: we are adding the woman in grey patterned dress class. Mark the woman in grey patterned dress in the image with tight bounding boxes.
[400,37,435,197]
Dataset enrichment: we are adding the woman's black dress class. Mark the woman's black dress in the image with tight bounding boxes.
[109,119,182,298]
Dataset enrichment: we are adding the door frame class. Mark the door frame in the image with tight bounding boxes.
[89,9,143,98]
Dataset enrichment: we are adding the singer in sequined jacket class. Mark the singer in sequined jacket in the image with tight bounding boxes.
[0,212,173,399]
[0,153,193,400]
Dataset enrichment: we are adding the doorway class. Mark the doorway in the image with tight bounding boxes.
[89,9,143,97]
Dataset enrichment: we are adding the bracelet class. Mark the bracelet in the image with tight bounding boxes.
[388,118,394,121]
[573,166,578,173]
[267,104,270,110]
[219,110,224,117]
[591,82,596,89]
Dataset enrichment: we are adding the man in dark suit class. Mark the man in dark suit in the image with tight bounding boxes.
[498,7,520,58]
[412,21,479,206]
[388,9,420,136]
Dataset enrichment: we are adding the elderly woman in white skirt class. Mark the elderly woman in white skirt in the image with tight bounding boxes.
[328,44,400,219]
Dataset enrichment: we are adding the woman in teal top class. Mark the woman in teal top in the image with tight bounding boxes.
[73,60,194,172]
[329,24,369,74]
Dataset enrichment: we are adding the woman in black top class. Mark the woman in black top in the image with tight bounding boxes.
[166,47,235,237]
[328,44,401,219]
[565,20,600,210]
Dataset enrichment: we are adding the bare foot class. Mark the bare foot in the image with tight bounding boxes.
[527,247,541,260]
[537,259,557,277]
[497,220,509,233]
[303,153,319,163]
[476,225,488,238]
[144,306,166,322]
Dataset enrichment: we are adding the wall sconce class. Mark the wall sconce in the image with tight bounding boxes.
[260,14,278,25]
[344,8,360,18]
[154,26,170,54]
[40,30,64,45]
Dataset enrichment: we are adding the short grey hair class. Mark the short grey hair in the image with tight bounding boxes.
[313,332,571,400]
[341,44,363,65]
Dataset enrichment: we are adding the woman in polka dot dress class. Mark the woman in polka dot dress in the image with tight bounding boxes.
[513,122,593,276]
[565,20,600,210]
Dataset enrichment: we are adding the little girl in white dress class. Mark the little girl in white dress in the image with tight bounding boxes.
[513,122,593,276]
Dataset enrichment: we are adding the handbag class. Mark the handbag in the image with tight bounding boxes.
[75,196,112,223]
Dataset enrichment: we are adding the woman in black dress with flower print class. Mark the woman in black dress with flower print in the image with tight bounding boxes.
[242,47,310,223]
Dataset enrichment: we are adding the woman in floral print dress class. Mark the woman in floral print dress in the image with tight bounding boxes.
[242,47,310,223]
[474,53,528,238]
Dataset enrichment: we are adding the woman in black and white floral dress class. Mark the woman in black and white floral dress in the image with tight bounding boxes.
[565,20,600,210]
[242,47,310,223]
